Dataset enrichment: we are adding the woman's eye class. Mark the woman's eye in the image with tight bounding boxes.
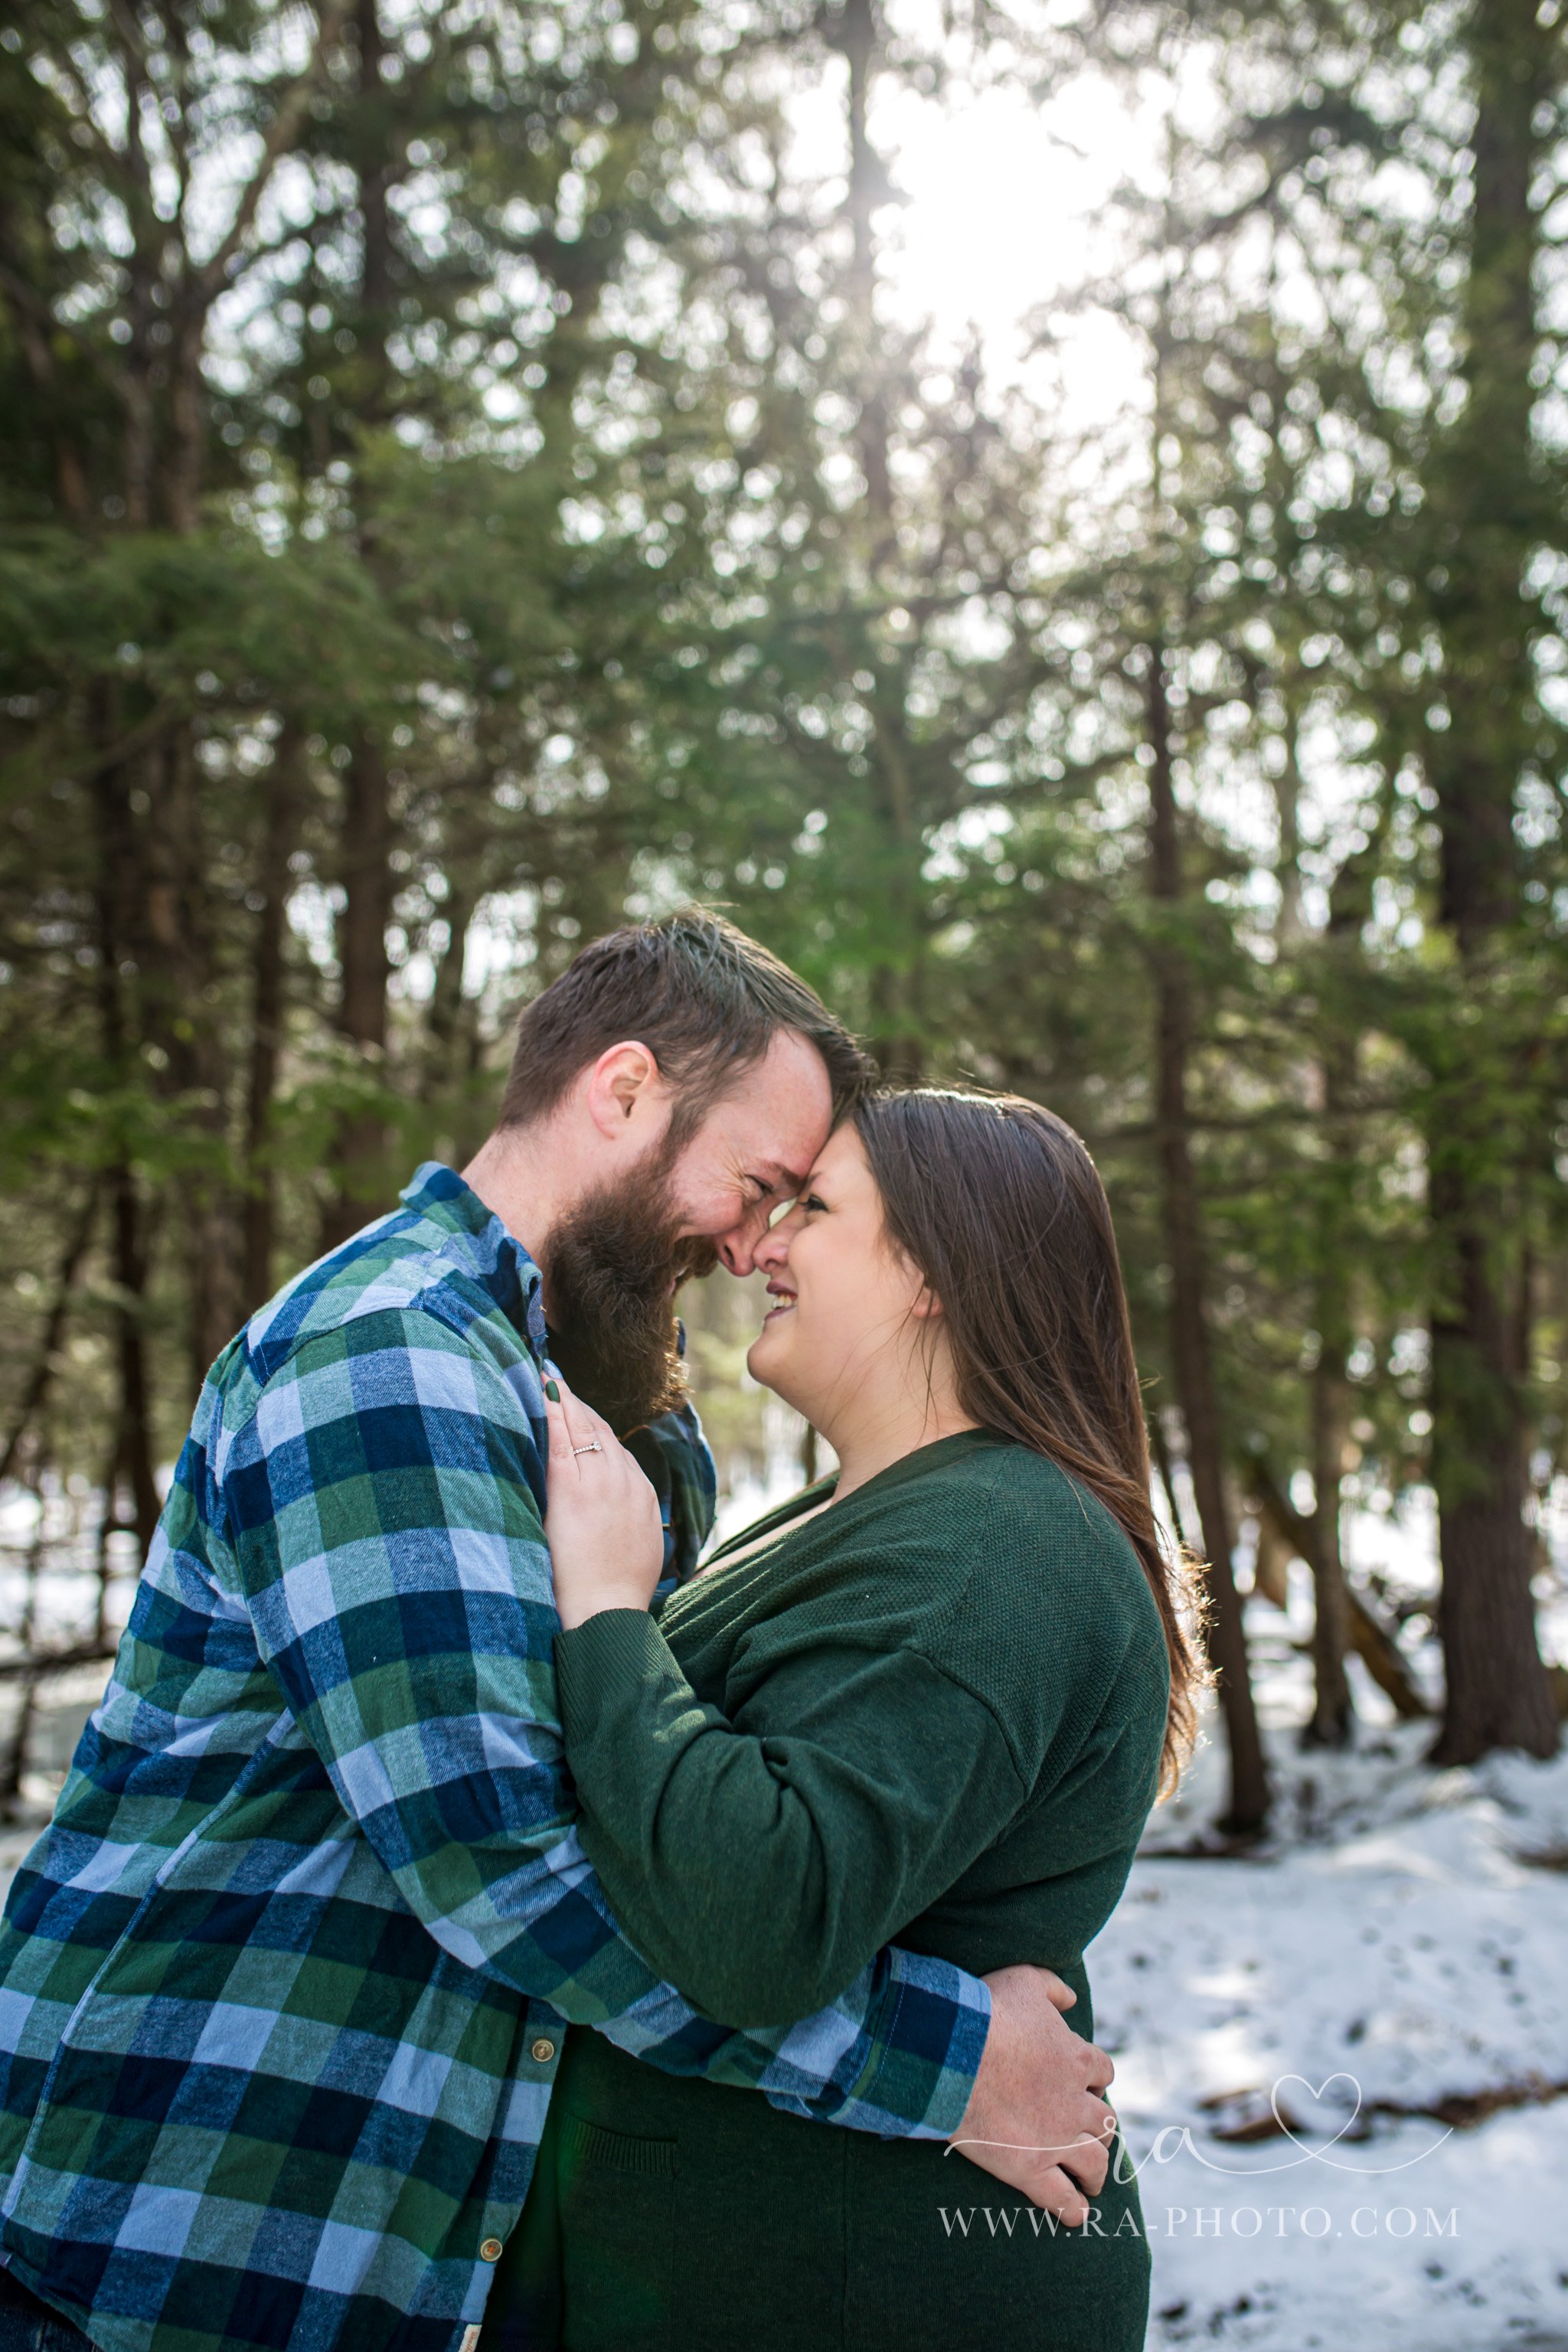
[802,1193,827,1214]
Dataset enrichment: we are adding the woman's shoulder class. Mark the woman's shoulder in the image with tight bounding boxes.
[828,1432,1154,1647]
[890,1430,1138,1563]
[949,1439,1153,1612]
[913,1442,1167,1780]
[981,1436,1141,1551]
[893,1437,1161,1701]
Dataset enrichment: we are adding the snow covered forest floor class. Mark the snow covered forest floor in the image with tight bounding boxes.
[1097,1633,1568,2350]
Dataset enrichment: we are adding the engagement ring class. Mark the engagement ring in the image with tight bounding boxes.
[570,1442,604,1456]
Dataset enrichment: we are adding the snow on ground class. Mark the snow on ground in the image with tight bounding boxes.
[1094,1619,1568,2352]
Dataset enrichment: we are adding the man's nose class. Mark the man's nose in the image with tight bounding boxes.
[717,1206,772,1278]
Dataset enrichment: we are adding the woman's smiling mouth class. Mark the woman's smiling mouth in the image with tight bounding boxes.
[763,1280,797,1321]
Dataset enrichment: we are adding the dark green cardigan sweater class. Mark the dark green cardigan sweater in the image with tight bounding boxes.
[501,1431,1171,2352]
[554,1428,1169,2030]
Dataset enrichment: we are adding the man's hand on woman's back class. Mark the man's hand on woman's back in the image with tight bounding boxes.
[947,1963,1118,2224]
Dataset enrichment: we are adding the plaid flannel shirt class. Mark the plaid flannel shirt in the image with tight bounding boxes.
[0,1164,989,2352]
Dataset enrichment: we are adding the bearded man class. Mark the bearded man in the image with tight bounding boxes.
[0,913,1116,2352]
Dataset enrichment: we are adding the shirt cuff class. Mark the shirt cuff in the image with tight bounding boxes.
[855,1948,992,2139]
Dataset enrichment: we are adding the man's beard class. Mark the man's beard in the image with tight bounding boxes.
[541,1150,719,1434]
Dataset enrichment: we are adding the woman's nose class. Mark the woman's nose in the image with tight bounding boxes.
[752,1217,793,1276]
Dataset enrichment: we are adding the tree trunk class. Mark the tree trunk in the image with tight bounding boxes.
[1145,645,1269,1834]
[109,1168,164,1565]
[0,1181,100,1490]
[1305,988,1359,1747]
[1284,710,1356,1746]
[90,723,165,1566]
[321,731,394,1250]
[422,871,477,1102]
[166,313,208,534]
[243,728,303,1310]
[1424,0,1557,1762]
[1148,1404,1197,1554]
[96,1435,121,1651]
[142,726,244,1387]
[831,0,923,1080]
[321,0,398,1253]
[0,217,93,525]
[133,239,243,1386]
[1248,1461,1432,1721]
[123,348,154,530]
[1428,1192,1554,1759]
[0,1674,38,1816]
[1305,1321,1356,1746]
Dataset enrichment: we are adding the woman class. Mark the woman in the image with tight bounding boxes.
[488,1089,1202,2352]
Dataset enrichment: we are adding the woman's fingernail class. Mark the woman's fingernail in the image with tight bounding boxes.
[544,1380,560,1403]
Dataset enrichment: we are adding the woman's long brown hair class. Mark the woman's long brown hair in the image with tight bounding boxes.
[853,1087,1207,1792]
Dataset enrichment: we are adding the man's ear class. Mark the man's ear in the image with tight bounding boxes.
[583,1040,664,1138]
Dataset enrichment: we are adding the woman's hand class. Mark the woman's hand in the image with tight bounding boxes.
[543,1367,666,1629]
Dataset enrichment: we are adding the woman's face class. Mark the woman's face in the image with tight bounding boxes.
[747,1121,932,1427]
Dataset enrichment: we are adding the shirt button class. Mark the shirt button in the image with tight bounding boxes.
[480,2237,505,2263]
[530,2037,557,2064]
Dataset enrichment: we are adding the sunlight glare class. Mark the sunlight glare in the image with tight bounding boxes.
[786,34,1154,426]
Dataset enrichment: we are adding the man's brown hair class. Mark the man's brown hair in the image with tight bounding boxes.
[498,910,874,1131]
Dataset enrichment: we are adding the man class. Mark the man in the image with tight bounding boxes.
[0,914,1116,2352]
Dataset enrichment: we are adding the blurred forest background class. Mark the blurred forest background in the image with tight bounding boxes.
[2,0,1566,1837]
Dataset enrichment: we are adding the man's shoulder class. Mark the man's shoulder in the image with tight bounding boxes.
[211,1170,545,1449]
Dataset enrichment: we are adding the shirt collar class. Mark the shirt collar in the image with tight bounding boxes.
[399,1161,549,1357]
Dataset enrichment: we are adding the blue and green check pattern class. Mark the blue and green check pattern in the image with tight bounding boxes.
[0,1165,989,2352]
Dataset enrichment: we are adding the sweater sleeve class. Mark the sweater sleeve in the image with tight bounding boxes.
[553,1606,1028,2026]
